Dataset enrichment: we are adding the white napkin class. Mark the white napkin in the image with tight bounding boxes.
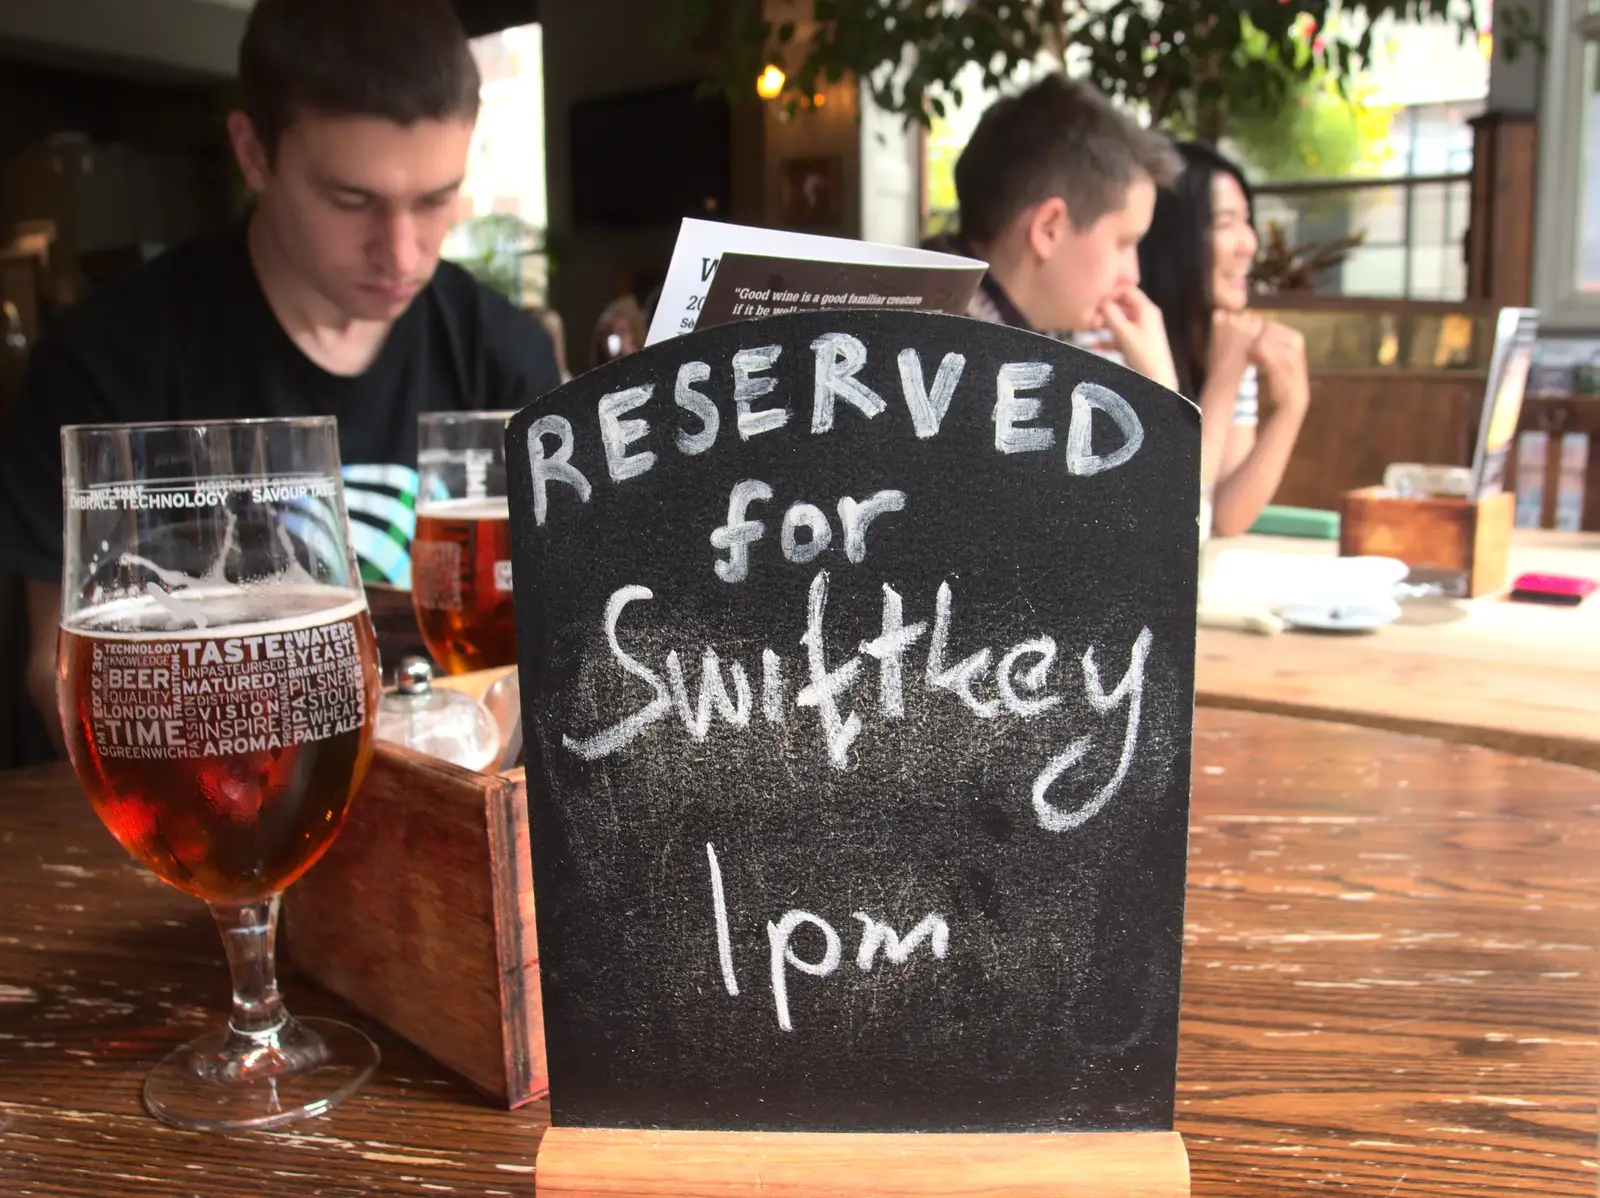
[1201,551,1409,624]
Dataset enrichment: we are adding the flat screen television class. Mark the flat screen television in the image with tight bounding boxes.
[569,81,732,230]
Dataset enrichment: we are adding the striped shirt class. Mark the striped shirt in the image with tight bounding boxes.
[1065,332,1258,542]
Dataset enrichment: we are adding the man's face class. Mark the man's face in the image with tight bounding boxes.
[1033,176,1156,331]
[234,110,474,322]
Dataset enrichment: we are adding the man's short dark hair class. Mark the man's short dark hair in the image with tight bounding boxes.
[955,76,1182,244]
[239,0,481,157]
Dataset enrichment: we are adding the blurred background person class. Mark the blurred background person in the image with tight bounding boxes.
[532,305,572,382]
[0,0,562,746]
[589,294,646,369]
[1139,142,1309,539]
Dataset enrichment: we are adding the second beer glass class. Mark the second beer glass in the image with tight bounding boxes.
[412,411,517,674]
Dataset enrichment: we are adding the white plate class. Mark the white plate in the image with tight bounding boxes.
[1277,601,1401,633]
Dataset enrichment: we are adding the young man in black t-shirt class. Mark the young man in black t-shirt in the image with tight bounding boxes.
[0,0,562,743]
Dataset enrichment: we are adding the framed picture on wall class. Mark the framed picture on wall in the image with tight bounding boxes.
[779,156,843,228]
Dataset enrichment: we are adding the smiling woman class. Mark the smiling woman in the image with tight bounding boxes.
[1139,141,1310,539]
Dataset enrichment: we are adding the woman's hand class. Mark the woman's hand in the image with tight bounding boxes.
[1249,320,1310,413]
[1208,310,1263,393]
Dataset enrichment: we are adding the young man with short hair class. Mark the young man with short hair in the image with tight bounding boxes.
[945,76,1182,392]
[0,0,562,743]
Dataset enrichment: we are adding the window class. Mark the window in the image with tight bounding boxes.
[442,23,548,307]
[1577,44,1600,293]
[1535,0,1600,326]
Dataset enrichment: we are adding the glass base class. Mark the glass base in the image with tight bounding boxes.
[143,1016,379,1132]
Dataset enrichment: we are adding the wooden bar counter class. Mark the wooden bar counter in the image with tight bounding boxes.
[2,708,1598,1195]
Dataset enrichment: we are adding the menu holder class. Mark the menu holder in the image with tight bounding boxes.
[1340,486,1515,598]
[283,673,547,1108]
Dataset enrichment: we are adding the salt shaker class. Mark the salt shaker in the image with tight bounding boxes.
[375,657,501,772]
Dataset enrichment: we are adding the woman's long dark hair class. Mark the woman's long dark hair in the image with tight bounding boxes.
[1137,141,1255,401]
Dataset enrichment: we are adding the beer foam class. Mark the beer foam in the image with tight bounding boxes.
[67,585,368,640]
[415,496,510,520]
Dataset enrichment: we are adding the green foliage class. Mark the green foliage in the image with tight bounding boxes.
[661,1,1534,133]
[1226,73,1396,182]
[1171,14,1398,181]
[444,213,546,305]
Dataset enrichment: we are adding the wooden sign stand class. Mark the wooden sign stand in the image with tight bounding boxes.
[535,1126,1189,1197]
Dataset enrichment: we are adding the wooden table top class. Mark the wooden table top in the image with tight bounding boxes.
[3,709,1598,1196]
[1196,530,1600,770]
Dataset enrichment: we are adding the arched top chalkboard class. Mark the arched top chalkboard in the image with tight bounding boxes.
[506,309,1200,1134]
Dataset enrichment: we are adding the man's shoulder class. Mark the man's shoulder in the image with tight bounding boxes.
[44,225,243,357]
[425,259,530,331]
[423,261,560,401]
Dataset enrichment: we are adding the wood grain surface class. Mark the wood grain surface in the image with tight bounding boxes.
[283,742,546,1107]
[1197,531,1600,770]
[1338,488,1514,598]
[534,1127,1189,1197]
[2,709,1597,1196]
[1269,371,1486,514]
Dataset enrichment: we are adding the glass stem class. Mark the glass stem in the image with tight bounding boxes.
[212,896,289,1039]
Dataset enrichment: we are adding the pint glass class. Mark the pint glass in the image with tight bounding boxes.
[411,411,517,673]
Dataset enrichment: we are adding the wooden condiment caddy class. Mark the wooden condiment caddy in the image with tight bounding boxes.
[1339,487,1515,598]
[283,667,546,1107]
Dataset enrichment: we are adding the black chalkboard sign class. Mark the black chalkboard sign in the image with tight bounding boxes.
[506,311,1199,1135]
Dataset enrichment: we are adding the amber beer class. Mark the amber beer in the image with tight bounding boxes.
[59,588,380,903]
[411,496,517,673]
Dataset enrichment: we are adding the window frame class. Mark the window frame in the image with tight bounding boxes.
[1533,0,1600,328]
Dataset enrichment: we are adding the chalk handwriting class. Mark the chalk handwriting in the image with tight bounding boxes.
[527,415,592,527]
[810,333,887,433]
[706,841,740,996]
[996,638,1062,718]
[837,491,906,564]
[761,648,786,724]
[858,584,925,718]
[1066,382,1145,477]
[520,340,1153,527]
[708,842,954,1032]
[733,345,787,439]
[926,581,1001,719]
[781,503,832,564]
[666,649,752,741]
[564,574,1153,831]
[598,385,657,482]
[710,480,773,584]
[768,909,840,1033]
[674,362,719,455]
[993,363,1055,455]
[711,483,906,581]
[1032,628,1151,833]
[562,586,671,760]
[796,571,864,768]
[853,912,950,971]
[897,349,965,439]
